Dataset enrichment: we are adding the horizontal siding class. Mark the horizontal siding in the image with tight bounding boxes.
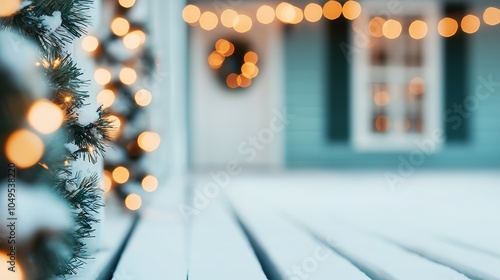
[285,19,500,168]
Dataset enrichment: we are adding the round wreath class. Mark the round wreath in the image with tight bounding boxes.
[208,38,259,89]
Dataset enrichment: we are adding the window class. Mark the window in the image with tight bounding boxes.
[351,2,442,151]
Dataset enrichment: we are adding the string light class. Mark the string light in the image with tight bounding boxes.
[119,67,137,85]
[0,252,24,280]
[28,99,64,134]
[137,131,161,152]
[64,96,72,103]
[182,4,201,24]
[118,0,135,8]
[241,62,258,78]
[94,68,112,85]
[123,32,141,49]
[199,11,218,30]
[226,73,239,88]
[96,89,115,109]
[256,5,275,24]
[375,115,390,132]
[131,30,147,44]
[208,51,224,69]
[244,51,258,64]
[0,0,21,17]
[342,1,361,20]
[112,166,130,184]
[290,6,304,24]
[215,39,234,56]
[323,1,342,20]
[110,17,130,36]
[142,175,158,192]
[369,17,385,37]
[125,193,142,210]
[103,170,112,193]
[234,14,252,33]
[5,129,44,168]
[409,20,428,39]
[237,74,252,87]
[304,3,323,23]
[82,35,99,52]
[461,14,480,34]
[276,2,296,24]
[53,57,62,69]
[438,17,458,37]
[483,7,500,26]
[106,115,121,140]
[221,9,238,28]
[134,89,152,106]
[382,19,402,39]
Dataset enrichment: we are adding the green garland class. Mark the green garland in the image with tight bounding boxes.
[1,0,110,276]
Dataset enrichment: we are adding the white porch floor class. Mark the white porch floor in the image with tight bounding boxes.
[114,170,500,280]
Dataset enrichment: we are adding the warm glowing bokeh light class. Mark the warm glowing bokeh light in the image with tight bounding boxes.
[123,32,141,49]
[103,170,112,193]
[182,4,201,24]
[215,39,231,56]
[276,2,296,23]
[131,30,146,44]
[199,11,218,30]
[234,14,252,33]
[237,75,252,88]
[96,89,115,109]
[112,166,130,184]
[138,131,161,152]
[119,67,137,85]
[375,115,390,132]
[374,91,390,106]
[368,17,386,37]
[28,100,64,134]
[438,17,458,37]
[226,73,239,88]
[118,0,135,8]
[0,0,21,17]
[0,251,24,279]
[82,35,99,52]
[135,89,152,106]
[304,3,323,23]
[342,1,361,20]
[256,5,275,24]
[289,6,304,24]
[94,68,112,85]
[111,17,130,36]
[221,9,238,28]
[5,129,44,168]
[461,14,480,34]
[241,62,257,78]
[483,7,500,26]
[208,51,225,69]
[142,175,158,192]
[244,51,258,64]
[382,19,402,39]
[106,115,121,140]
[323,1,342,20]
[409,20,428,39]
[125,193,142,210]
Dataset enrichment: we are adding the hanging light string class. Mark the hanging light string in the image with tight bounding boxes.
[183,1,500,38]
[80,0,160,211]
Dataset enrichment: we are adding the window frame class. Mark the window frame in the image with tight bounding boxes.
[351,1,443,152]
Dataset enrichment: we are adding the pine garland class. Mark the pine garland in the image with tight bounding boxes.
[1,0,110,276]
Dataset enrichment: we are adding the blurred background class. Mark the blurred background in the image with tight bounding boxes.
[1,0,500,279]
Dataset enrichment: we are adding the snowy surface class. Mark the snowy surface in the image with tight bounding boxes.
[108,170,500,279]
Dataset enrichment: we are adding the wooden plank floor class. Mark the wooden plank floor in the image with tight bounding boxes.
[115,171,500,280]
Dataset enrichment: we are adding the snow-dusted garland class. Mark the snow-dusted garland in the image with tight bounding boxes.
[1,0,111,277]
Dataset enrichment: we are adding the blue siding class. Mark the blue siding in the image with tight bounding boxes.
[285,19,500,168]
